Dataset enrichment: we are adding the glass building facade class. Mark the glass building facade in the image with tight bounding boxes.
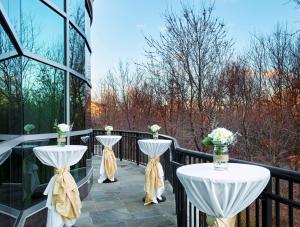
[0,0,93,226]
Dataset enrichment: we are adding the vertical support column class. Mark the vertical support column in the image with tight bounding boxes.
[65,0,70,144]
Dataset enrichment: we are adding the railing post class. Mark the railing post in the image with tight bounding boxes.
[262,179,272,227]
[173,162,187,227]
[91,130,95,156]
[119,137,123,161]
[136,133,140,165]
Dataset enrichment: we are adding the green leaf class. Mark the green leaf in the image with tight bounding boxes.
[202,137,213,146]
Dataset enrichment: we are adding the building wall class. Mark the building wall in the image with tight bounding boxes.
[0,0,93,225]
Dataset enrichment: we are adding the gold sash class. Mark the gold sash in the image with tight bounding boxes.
[144,157,162,205]
[103,146,117,180]
[52,167,82,222]
[208,216,236,227]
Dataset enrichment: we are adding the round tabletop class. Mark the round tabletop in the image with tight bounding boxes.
[33,145,87,168]
[176,163,270,218]
[95,135,122,147]
[138,139,172,157]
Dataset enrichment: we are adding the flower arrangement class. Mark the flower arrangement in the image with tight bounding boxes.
[149,124,161,139]
[202,127,237,147]
[57,123,70,133]
[54,121,70,146]
[105,125,113,135]
[202,127,239,170]
[24,124,35,134]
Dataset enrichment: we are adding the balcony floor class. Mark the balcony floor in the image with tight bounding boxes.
[75,156,177,227]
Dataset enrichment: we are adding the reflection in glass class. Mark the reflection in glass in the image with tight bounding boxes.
[0,140,53,212]
[0,57,22,135]
[2,0,65,64]
[22,0,65,64]
[0,24,15,54]
[85,9,91,43]
[22,58,65,134]
[0,149,12,166]
[69,25,85,75]
[85,46,91,81]
[0,149,15,226]
[49,0,65,11]
[70,76,91,131]
[0,0,21,37]
[69,0,85,31]
[70,133,92,182]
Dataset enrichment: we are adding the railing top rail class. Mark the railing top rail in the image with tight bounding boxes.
[93,129,180,147]
[93,129,300,181]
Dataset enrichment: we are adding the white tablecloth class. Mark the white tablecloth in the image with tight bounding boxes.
[95,135,122,183]
[176,163,270,218]
[33,145,87,227]
[138,139,172,203]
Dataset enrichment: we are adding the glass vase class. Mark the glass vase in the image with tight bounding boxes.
[57,131,66,146]
[213,145,229,170]
[153,132,159,140]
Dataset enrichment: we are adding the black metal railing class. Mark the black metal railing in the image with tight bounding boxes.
[92,129,300,227]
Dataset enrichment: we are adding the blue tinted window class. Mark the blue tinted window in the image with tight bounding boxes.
[85,46,91,81]
[85,9,91,43]
[22,58,65,134]
[49,0,65,11]
[0,0,21,36]
[69,0,85,31]
[0,56,22,135]
[21,0,65,64]
[0,24,15,54]
[70,76,90,130]
[69,25,85,74]
[5,0,65,64]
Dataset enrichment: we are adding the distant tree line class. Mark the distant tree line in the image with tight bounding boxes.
[93,3,300,169]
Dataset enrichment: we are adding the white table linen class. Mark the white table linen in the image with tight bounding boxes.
[138,139,172,203]
[95,135,122,183]
[176,163,270,218]
[33,145,87,227]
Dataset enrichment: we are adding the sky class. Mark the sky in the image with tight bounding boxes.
[91,0,300,87]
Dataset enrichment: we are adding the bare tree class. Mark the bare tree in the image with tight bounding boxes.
[143,3,233,149]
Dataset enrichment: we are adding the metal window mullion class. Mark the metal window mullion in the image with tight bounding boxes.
[66,0,70,144]
[0,2,24,55]
[69,20,92,53]
[41,0,67,19]
[0,50,19,61]
[69,68,91,87]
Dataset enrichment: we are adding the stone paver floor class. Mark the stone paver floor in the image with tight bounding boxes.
[75,156,177,227]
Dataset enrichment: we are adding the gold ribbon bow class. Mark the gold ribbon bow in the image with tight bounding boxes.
[144,157,162,205]
[103,146,117,180]
[52,167,82,222]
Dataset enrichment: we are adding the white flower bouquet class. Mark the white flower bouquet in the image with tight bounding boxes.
[57,123,70,133]
[53,121,70,146]
[202,127,240,170]
[149,124,161,139]
[24,124,35,134]
[202,127,237,146]
[105,125,113,135]
[149,124,161,133]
